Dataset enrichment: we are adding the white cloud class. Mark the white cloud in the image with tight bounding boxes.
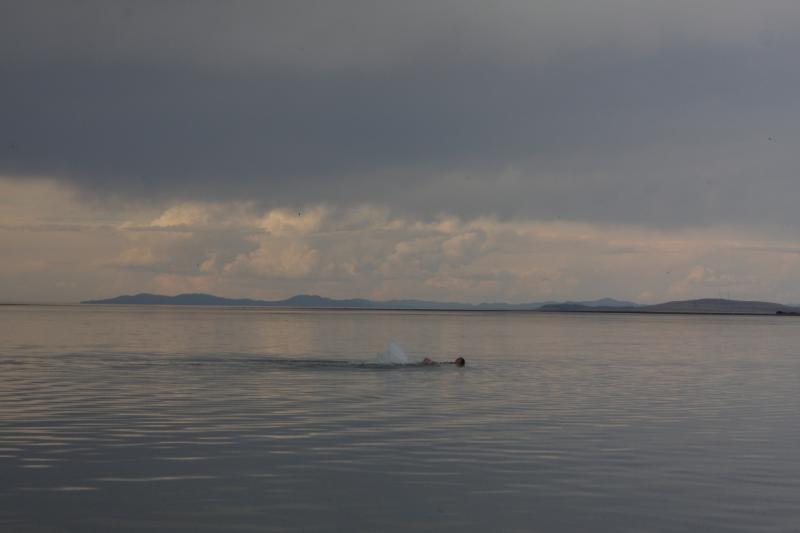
[150,203,214,228]
[256,206,329,237]
[225,241,322,279]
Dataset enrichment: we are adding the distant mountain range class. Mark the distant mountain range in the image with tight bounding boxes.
[81,293,638,310]
[79,293,800,315]
[539,298,800,315]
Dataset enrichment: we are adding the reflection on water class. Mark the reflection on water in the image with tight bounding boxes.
[1,306,800,532]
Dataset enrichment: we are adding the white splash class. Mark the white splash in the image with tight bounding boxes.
[377,340,410,365]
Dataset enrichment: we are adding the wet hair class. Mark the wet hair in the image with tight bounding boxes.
[454,356,465,367]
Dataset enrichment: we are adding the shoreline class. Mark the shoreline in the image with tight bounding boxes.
[3,302,797,317]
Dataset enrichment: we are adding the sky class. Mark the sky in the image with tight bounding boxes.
[2,0,800,304]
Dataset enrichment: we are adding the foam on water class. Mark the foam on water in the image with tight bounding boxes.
[185,355,429,371]
[376,340,411,365]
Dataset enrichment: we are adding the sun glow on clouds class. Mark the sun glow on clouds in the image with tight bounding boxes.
[3,178,800,304]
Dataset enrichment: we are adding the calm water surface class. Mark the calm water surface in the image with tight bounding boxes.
[1,305,799,532]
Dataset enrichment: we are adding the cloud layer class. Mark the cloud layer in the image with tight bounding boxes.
[4,179,800,304]
[2,1,800,228]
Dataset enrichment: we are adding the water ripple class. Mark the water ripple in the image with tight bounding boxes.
[2,307,800,532]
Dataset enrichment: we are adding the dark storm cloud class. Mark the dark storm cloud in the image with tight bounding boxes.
[3,1,800,226]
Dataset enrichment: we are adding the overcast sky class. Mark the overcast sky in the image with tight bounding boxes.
[3,1,800,303]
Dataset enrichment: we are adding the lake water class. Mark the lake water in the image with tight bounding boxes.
[1,305,799,532]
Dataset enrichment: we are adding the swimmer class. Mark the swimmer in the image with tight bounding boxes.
[422,356,466,366]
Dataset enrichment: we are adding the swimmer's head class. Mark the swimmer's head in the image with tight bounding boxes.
[454,356,465,367]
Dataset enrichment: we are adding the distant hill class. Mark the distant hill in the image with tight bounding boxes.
[540,298,800,315]
[535,298,638,310]
[641,298,798,314]
[80,293,639,310]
